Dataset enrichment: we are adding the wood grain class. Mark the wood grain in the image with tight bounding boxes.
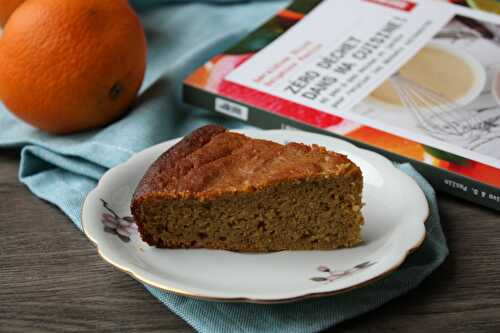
[0,149,499,333]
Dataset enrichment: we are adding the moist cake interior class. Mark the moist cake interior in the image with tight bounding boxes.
[131,125,364,251]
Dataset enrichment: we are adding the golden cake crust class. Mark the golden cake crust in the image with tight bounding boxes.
[132,124,227,203]
[132,125,359,205]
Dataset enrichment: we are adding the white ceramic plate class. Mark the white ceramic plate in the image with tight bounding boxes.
[82,129,428,303]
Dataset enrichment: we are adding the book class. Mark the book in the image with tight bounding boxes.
[183,0,500,211]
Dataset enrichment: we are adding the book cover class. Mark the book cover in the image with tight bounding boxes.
[183,0,500,211]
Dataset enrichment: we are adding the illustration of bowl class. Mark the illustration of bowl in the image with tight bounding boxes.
[365,41,487,112]
[491,66,500,106]
[466,0,500,14]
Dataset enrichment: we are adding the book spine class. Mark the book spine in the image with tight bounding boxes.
[183,84,500,212]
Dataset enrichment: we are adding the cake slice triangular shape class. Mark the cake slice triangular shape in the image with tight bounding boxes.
[131,125,364,251]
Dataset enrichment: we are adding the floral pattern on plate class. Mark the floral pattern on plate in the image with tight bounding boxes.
[311,261,377,283]
[100,199,137,242]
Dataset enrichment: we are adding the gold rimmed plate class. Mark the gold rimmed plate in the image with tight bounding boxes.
[81,129,428,303]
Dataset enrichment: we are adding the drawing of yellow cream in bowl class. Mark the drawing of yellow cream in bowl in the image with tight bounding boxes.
[366,42,487,139]
[492,65,500,106]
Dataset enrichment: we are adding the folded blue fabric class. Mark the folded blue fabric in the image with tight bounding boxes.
[0,1,448,332]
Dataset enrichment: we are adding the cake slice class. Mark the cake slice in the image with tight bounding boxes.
[131,125,364,251]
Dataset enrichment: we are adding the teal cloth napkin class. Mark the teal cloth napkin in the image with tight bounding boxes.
[0,1,448,332]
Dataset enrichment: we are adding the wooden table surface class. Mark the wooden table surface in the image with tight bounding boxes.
[1,149,499,333]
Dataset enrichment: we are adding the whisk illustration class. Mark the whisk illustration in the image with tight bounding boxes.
[388,74,486,144]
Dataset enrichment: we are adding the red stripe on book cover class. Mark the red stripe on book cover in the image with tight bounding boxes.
[219,80,343,128]
[363,0,417,11]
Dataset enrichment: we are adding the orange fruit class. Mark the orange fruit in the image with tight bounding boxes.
[0,0,147,134]
[0,0,25,27]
